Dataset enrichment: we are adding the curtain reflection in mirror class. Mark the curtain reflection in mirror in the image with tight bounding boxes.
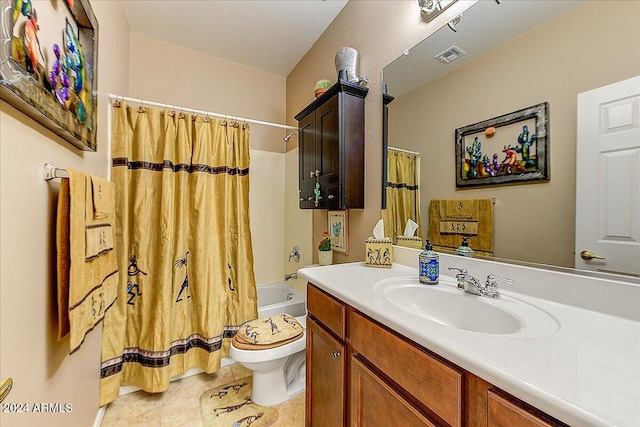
[382,148,422,243]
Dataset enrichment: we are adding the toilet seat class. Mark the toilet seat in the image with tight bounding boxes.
[230,330,306,362]
[230,315,306,362]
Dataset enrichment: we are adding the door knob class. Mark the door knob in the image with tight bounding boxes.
[580,250,605,261]
[330,352,341,360]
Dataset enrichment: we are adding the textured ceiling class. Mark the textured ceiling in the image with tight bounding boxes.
[124,0,349,77]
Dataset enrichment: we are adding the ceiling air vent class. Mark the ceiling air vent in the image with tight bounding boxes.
[435,45,466,63]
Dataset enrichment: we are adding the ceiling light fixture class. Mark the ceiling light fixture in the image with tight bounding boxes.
[418,0,457,22]
[418,0,462,32]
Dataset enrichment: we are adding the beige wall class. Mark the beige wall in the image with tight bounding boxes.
[285,0,477,264]
[388,0,640,267]
[128,33,287,154]
[0,2,130,426]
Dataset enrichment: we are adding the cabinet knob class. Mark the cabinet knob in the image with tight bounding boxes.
[331,352,341,360]
[307,197,314,201]
[327,195,335,200]
[299,198,304,202]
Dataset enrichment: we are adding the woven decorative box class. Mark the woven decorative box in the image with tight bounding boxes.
[365,237,393,268]
[395,236,423,249]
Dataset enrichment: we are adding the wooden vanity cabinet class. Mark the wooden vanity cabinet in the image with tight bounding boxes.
[295,81,368,210]
[306,284,347,426]
[306,283,569,427]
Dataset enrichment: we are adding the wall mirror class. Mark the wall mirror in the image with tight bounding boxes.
[382,0,639,280]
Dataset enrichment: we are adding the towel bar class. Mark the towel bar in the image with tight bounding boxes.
[44,163,70,181]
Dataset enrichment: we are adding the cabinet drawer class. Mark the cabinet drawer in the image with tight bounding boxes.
[487,390,561,427]
[350,311,463,427]
[307,284,346,339]
[351,357,437,427]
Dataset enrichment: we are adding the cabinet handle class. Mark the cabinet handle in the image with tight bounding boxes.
[331,352,341,360]
[299,198,304,202]
[309,169,321,178]
[327,195,335,200]
[309,171,315,178]
[307,197,313,201]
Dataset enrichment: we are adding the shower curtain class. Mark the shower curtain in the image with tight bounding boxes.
[99,102,257,406]
[382,149,422,241]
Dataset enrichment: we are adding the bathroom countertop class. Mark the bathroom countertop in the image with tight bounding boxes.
[298,262,640,427]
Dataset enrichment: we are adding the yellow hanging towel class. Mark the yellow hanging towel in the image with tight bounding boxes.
[56,170,119,353]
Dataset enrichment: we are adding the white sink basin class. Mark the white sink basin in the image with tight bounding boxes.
[375,277,559,337]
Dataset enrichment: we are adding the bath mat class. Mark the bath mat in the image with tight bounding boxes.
[200,376,278,427]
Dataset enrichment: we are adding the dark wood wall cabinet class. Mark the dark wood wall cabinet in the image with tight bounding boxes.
[306,283,569,427]
[295,81,368,210]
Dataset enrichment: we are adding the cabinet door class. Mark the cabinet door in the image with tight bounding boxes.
[299,111,317,193]
[306,317,345,427]
[351,357,437,427]
[316,94,340,189]
[487,390,557,427]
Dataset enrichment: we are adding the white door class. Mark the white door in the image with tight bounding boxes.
[575,75,640,277]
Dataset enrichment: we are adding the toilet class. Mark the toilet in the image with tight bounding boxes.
[230,315,307,406]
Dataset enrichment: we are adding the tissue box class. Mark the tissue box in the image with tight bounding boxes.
[365,237,393,268]
[395,236,423,249]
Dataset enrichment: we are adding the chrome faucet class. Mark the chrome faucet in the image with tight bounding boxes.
[284,272,298,281]
[448,267,512,299]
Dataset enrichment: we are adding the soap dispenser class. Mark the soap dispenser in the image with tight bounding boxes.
[419,240,439,284]
[455,236,475,257]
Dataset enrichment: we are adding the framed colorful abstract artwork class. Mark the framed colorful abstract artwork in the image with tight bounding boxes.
[455,102,549,187]
[328,210,348,254]
[0,0,98,151]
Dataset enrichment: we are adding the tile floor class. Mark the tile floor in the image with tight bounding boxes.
[101,363,305,427]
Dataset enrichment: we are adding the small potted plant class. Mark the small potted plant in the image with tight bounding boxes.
[314,79,333,99]
[318,231,333,265]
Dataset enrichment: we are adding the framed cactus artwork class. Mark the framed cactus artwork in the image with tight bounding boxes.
[0,0,98,151]
[454,102,549,188]
[328,210,348,254]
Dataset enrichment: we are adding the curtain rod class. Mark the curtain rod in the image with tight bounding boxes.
[108,94,297,131]
[388,146,420,155]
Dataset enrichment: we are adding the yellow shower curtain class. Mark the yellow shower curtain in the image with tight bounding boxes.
[382,149,422,242]
[99,102,257,406]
